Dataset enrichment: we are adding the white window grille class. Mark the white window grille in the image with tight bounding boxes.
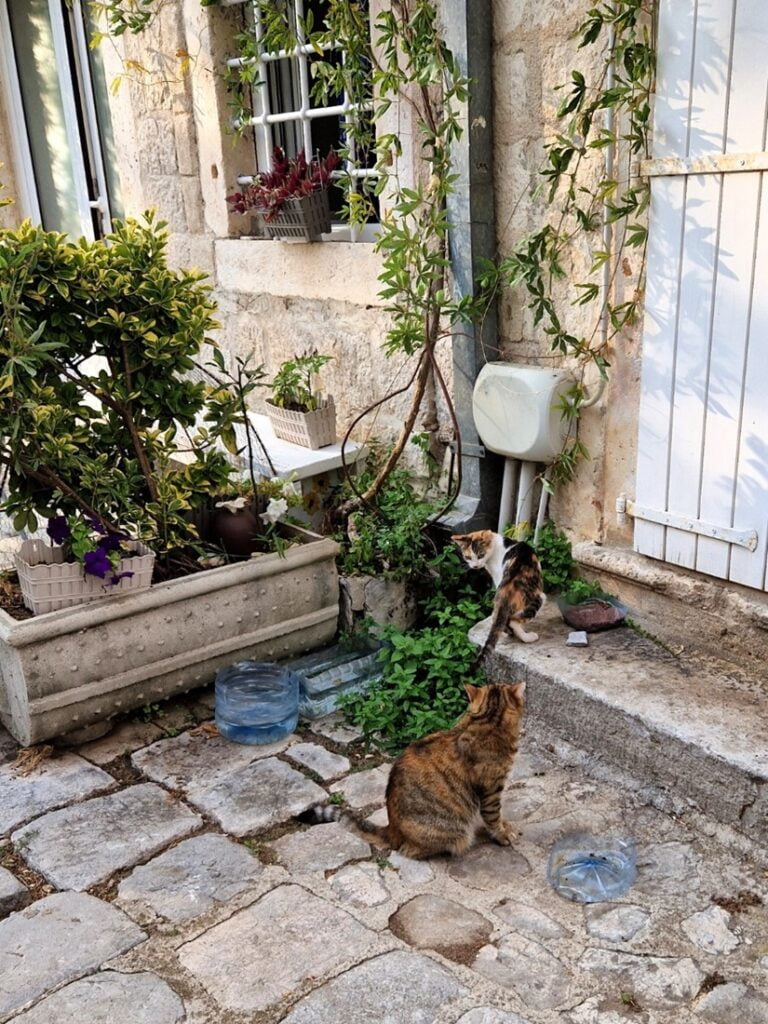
[0,0,121,239]
[225,0,379,241]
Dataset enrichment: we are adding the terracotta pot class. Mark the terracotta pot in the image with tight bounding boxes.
[210,507,262,558]
[556,595,628,632]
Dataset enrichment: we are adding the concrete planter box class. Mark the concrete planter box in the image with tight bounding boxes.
[0,526,339,746]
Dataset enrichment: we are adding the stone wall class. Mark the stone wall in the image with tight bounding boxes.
[491,0,643,548]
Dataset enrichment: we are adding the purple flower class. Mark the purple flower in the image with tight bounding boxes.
[83,548,112,579]
[100,531,127,553]
[47,516,71,545]
[84,515,106,534]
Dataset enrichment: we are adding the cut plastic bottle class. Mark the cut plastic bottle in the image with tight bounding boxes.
[547,833,637,903]
[215,661,299,745]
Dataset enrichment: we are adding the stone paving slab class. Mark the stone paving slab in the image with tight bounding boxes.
[456,1012,529,1024]
[286,742,350,780]
[308,713,362,745]
[78,720,165,766]
[577,948,706,1009]
[271,822,370,873]
[390,894,493,964]
[12,783,202,891]
[280,949,467,1024]
[492,899,567,940]
[474,934,572,1011]
[0,755,113,835]
[116,834,263,924]
[178,883,380,1015]
[187,757,326,836]
[0,893,144,1021]
[447,843,531,890]
[9,970,184,1024]
[131,730,288,794]
[330,765,389,808]
[694,981,768,1023]
[0,867,29,917]
[583,902,650,943]
[330,863,390,907]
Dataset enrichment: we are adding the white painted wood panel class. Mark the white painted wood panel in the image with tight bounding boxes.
[635,0,768,591]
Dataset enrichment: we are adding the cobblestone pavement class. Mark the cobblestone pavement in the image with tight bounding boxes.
[1,695,767,1024]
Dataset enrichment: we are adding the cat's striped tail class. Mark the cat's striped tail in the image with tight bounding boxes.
[304,803,390,849]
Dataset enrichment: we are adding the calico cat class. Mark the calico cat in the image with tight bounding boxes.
[452,530,544,656]
[312,681,525,859]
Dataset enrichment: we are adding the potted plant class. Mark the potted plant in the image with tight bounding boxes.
[0,217,339,745]
[556,578,628,631]
[15,514,154,615]
[227,147,340,241]
[266,352,336,449]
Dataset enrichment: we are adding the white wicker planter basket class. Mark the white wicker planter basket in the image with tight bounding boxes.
[15,540,155,615]
[266,397,336,449]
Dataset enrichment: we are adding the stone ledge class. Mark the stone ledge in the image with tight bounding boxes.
[214,238,385,305]
[573,542,768,673]
[469,605,768,846]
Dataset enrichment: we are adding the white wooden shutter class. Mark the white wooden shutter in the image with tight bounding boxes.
[635,0,768,590]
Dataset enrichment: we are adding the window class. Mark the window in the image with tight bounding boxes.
[227,0,378,240]
[0,0,122,239]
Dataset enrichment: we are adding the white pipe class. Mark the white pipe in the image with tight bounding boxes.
[515,460,536,530]
[533,466,552,545]
[498,457,519,534]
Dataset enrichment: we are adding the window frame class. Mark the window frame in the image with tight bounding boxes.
[226,0,379,242]
[0,0,115,238]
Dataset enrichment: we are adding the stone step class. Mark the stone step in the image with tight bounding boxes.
[469,604,768,846]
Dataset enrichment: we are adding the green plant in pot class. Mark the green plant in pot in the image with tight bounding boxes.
[0,214,260,577]
[0,215,341,746]
[266,352,336,450]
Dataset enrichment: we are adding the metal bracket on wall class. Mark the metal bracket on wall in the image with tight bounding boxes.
[617,496,758,551]
[640,151,768,178]
[451,441,485,459]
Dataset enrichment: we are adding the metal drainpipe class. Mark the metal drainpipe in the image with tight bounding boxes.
[440,0,502,531]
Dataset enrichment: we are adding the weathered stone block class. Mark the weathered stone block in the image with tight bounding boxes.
[390,895,492,964]
[12,783,202,890]
[0,893,144,1020]
[178,884,378,1014]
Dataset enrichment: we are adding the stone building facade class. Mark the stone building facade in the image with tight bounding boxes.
[1,0,767,665]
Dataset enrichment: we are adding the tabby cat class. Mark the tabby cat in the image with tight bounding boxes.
[313,681,525,859]
[452,530,544,656]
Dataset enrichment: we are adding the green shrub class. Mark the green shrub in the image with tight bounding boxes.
[533,523,575,592]
[340,605,487,753]
[561,578,606,605]
[340,460,437,582]
[0,215,257,559]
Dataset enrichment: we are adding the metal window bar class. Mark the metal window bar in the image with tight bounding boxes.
[228,0,377,240]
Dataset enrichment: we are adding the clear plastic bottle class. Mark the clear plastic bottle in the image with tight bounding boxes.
[547,833,636,903]
[215,661,299,744]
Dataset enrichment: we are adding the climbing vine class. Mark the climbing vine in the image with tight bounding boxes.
[467,0,656,483]
[90,0,657,496]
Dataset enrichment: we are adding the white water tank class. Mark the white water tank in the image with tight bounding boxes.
[472,363,574,462]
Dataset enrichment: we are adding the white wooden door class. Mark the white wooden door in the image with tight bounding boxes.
[635,0,768,590]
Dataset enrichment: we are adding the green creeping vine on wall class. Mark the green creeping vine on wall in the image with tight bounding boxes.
[468,0,657,484]
[91,0,656,493]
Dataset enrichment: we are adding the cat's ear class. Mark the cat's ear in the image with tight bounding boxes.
[505,681,526,707]
[464,683,480,704]
[451,534,466,545]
